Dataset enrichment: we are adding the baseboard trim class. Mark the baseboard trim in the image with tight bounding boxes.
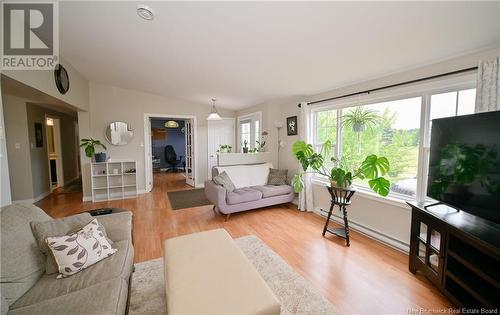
[313,207,410,253]
[13,191,51,204]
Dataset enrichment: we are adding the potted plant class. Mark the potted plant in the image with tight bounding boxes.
[256,131,268,152]
[242,140,249,153]
[291,140,391,196]
[218,144,232,153]
[342,106,378,154]
[80,138,107,162]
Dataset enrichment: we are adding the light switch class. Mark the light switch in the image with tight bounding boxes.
[15,143,20,149]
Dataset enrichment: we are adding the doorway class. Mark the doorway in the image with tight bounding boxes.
[207,118,235,179]
[45,116,63,190]
[144,114,197,192]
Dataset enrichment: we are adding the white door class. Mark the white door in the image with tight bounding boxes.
[207,118,235,179]
[145,117,153,192]
[185,119,195,186]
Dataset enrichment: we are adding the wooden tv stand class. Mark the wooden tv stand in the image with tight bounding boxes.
[407,201,500,309]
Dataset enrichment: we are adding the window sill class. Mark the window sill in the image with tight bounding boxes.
[311,178,412,211]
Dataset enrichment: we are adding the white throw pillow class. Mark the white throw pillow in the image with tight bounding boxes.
[46,219,116,278]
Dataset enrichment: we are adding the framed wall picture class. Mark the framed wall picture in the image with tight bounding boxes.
[286,116,298,136]
[35,122,43,147]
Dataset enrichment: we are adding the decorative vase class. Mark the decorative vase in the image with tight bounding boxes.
[94,152,107,162]
[243,147,249,153]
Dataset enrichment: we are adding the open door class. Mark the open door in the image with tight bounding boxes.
[46,117,64,190]
[144,114,197,191]
[144,117,153,192]
[184,119,195,187]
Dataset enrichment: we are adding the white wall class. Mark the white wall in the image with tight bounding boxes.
[241,46,500,251]
[80,82,237,199]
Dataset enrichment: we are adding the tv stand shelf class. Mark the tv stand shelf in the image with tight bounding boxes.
[408,201,500,310]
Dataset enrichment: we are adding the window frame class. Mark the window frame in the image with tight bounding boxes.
[310,73,476,203]
[237,112,262,152]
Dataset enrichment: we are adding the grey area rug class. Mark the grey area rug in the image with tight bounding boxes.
[166,188,211,210]
[129,235,339,315]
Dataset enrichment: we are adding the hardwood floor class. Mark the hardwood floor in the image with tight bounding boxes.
[36,172,452,314]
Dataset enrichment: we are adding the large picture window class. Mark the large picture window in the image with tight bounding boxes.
[312,82,476,201]
[237,112,261,152]
[341,97,421,197]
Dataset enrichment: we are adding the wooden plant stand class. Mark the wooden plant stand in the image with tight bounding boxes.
[322,186,355,246]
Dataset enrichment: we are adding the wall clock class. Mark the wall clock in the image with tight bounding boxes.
[54,64,70,94]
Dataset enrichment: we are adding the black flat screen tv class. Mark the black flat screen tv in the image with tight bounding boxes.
[427,110,500,224]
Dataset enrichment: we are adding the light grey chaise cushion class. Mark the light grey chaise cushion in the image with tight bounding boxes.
[213,171,236,192]
[267,169,288,185]
[226,188,263,205]
[0,204,51,307]
[2,294,9,315]
[252,185,292,198]
[31,213,113,275]
[7,277,129,315]
[10,240,133,311]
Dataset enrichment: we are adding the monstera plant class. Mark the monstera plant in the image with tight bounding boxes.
[291,140,391,196]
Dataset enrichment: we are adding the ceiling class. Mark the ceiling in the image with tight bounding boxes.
[60,1,500,110]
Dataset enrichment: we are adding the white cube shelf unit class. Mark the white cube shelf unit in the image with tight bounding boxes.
[91,161,137,202]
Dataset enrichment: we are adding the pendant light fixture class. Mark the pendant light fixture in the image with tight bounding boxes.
[164,120,179,128]
[206,98,222,121]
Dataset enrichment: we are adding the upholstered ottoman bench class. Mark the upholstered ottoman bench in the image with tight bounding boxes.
[163,229,280,315]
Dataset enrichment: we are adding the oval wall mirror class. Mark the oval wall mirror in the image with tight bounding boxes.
[105,121,134,146]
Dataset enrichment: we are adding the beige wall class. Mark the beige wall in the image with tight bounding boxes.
[26,103,79,198]
[236,96,303,170]
[2,58,90,112]
[80,82,237,199]
[2,93,78,202]
[240,46,500,250]
[3,95,33,201]
[0,95,12,206]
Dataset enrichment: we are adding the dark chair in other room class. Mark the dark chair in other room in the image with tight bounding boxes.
[165,145,182,172]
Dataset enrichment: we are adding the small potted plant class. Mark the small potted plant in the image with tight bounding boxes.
[256,131,268,152]
[80,138,107,162]
[218,144,232,153]
[242,140,249,153]
[291,140,391,196]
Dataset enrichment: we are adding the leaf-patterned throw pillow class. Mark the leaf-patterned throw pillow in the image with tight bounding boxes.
[46,219,116,278]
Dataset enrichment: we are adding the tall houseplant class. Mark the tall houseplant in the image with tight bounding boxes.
[292,140,391,196]
[80,138,107,162]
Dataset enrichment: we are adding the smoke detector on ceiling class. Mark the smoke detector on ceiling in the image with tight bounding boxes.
[137,5,154,21]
